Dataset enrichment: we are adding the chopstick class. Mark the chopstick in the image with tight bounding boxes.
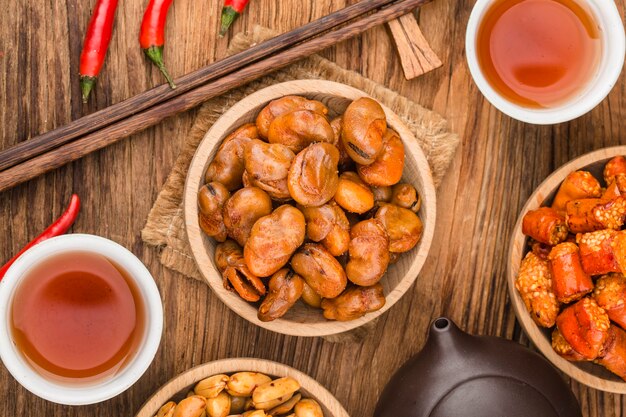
[0,0,404,172]
[0,0,432,192]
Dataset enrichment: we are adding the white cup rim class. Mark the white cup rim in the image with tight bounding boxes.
[0,234,163,405]
[466,0,626,124]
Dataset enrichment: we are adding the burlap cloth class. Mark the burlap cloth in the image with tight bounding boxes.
[142,26,459,285]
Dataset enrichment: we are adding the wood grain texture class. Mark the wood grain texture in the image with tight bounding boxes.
[0,0,624,416]
[387,12,442,80]
[509,146,626,394]
[183,80,436,337]
[135,358,349,417]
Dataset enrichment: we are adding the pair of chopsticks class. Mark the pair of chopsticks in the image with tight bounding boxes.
[0,0,432,193]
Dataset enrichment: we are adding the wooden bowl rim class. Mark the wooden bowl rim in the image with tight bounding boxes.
[134,358,350,417]
[507,145,626,394]
[183,79,437,337]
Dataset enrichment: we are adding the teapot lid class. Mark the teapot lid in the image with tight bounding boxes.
[374,317,582,417]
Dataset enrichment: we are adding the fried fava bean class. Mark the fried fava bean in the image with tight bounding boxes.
[268,110,335,153]
[155,401,176,417]
[391,183,421,213]
[291,243,347,298]
[205,391,231,417]
[299,201,350,256]
[556,297,610,360]
[372,185,392,203]
[256,96,328,138]
[322,284,385,321]
[215,240,266,302]
[334,171,374,214]
[357,129,404,186]
[205,123,258,190]
[330,115,352,169]
[258,269,304,322]
[594,273,626,330]
[604,156,626,185]
[346,219,390,286]
[552,171,602,212]
[244,139,295,200]
[223,187,273,246]
[300,282,322,308]
[288,143,340,207]
[375,203,423,253]
[194,374,229,398]
[294,398,324,417]
[198,182,231,242]
[521,207,568,246]
[342,97,387,165]
[172,396,207,417]
[268,393,301,416]
[227,372,272,397]
[515,252,559,328]
[244,205,306,277]
[252,377,300,407]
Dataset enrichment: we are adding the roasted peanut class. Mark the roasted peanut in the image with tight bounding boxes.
[372,185,392,203]
[291,243,347,298]
[375,203,423,253]
[294,399,324,417]
[256,96,328,138]
[288,143,340,207]
[357,129,404,186]
[330,115,352,169]
[206,391,231,417]
[173,396,207,417]
[195,374,229,398]
[391,183,421,213]
[322,284,386,321]
[268,110,335,153]
[258,269,305,322]
[300,201,350,256]
[252,377,301,406]
[198,182,231,242]
[223,187,273,246]
[215,240,266,302]
[341,97,387,165]
[346,219,390,286]
[301,282,323,308]
[244,205,306,277]
[156,401,176,417]
[268,393,301,415]
[334,171,375,214]
[205,124,258,190]
[244,139,295,201]
[227,372,272,397]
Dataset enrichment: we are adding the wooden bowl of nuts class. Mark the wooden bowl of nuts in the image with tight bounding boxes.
[508,146,626,393]
[135,358,349,417]
[184,80,436,337]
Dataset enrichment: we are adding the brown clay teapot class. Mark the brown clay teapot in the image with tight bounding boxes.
[374,317,582,417]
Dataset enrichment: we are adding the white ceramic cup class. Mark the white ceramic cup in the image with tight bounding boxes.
[466,0,625,124]
[0,234,163,405]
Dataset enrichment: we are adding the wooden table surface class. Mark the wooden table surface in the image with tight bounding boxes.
[1,0,625,415]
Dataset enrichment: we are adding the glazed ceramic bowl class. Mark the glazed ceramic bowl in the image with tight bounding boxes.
[508,146,626,393]
[135,358,349,417]
[183,80,436,337]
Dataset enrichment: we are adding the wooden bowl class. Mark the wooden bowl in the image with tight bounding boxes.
[135,358,350,417]
[508,146,626,394]
[184,80,436,337]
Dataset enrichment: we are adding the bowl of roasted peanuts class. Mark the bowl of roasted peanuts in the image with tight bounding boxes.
[135,358,349,417]
[183,80,436,337]
[509,146,626,393]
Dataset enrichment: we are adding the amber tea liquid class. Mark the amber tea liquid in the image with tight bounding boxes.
[10,251,145,385]
[476,0,602,108]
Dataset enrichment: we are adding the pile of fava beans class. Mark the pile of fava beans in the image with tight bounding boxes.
[199,95,423,322]
[154,372,323,417]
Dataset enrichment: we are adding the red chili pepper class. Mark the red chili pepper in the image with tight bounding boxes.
[0,194,81,281]
[79,0,119,103]
[219,0,250,37]
[140,0,176,89]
